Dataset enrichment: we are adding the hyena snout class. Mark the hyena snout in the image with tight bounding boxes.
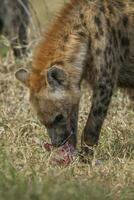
[47,125,69,147]
[45,109,78,147]
[42,113,68,147]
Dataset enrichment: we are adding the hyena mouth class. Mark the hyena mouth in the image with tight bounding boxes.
[47,115,78,148]
[60,130,75,146]
[47,124,76,148]
[47,105,79,147]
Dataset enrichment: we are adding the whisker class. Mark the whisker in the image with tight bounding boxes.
[61,131,74,146]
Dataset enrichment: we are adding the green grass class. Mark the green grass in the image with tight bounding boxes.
[0,36,10,57]
[0,0,134,199]
[0,141,133,200]
[0,151,113,200]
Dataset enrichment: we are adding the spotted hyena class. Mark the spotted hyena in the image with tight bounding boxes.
[16,0,134,154]
[0,0,29,57]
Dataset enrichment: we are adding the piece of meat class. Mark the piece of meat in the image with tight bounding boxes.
[43,141,76,166]
[43,142,53,151]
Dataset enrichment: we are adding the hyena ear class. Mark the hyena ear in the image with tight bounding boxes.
[47,66,68,88]
[15,69,30,86]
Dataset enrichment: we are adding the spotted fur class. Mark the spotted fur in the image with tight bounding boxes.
[16,0,134,150]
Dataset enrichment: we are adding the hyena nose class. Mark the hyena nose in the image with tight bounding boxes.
[47,126,67,147]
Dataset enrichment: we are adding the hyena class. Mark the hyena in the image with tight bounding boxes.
[0,0,29,58]
[16,0,134,154]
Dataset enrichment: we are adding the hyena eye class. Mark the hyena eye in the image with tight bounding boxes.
[53,114,65,125]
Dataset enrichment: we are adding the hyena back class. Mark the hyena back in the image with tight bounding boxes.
[16,0,134,152]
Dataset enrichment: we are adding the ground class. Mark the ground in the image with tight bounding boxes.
[0,0,134,199]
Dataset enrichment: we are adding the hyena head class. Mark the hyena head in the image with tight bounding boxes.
[15,63,81,147]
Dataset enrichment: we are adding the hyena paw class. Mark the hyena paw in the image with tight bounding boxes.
[81,130,99,147]
[79,145,94,163]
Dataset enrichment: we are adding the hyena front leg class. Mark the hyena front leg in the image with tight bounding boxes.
[68,103,79,148]
[81,64,117,153]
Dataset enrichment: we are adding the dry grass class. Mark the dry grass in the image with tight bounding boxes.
[0,0,134,199]
[0,50,134,200]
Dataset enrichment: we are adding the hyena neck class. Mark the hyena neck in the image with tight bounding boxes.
[65,35,89,85]
[32,0,90,86]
